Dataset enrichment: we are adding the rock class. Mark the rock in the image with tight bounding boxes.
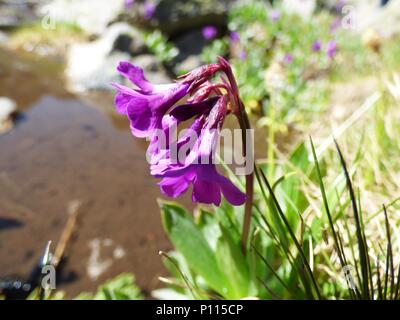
[352,0,400,37]
[0,97,17,134]
[65,23,165,92]
[171,28,207,74]
[113,31,147,56]
[282,0,317,20]
[125,0,236,36]
[37,0,125,35]
[174,55,202,75]
[0,0,40,29]
[0,31,8,44]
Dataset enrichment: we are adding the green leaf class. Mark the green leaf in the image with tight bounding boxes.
[160,201,226,295]
[215,225,251,299]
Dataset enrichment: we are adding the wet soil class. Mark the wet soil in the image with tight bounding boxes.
[0,48,173,298]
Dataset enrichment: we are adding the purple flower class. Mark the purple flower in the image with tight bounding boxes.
[113,58,247,206]
[153,97,246,206]
[202,25,218,40]
[239,50,247,61]
[269,9,281,22]
[125,0,134,9]
[113,62,189,138]
[312,40,322,52]
[283,53,294,64]
[335,0,346,12]
[230,31,240,43]
[326,40,338,59]
[113,61,222,139]
[330,17,341,33]
[144,1,156,20]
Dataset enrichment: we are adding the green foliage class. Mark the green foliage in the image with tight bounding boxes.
[75,273,143,300]
[145,30,179,63]
[27,273,143,300]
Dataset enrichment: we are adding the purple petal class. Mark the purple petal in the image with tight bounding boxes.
[217,175,246,206]
[126,97,152,137]
[159,173,193,198]
[169,97,218,121]
[202,26,218,40]
[192,178,221,205]
[312,40,322,52]
[117,61,154,93]
[230,31,240,43]
[114,91,132,114]
[144,2,156,20]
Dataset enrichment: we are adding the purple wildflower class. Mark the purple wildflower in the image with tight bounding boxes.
[113,61,220,138]
[153,97,246,206]
[283,53,294,64]
[269,9,281,22]
[239,50,247,61]
[125,0,134,9]
[327,40,338,59]
[113,58,247,206]
[312,40,322,52]
[335,0,346,12]
[330,17,341,33]
[144,1,156,20]
[202,25,218,40]
[230,31,240,43]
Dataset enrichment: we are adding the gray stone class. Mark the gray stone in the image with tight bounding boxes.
[36,0,125,35]
[0,97,17,134]
[125,0,236,36]
[66,23,168,92]
[174,55,202,75]
[0,31,8,44]
[171,28,207,74]
[0,0,40,29]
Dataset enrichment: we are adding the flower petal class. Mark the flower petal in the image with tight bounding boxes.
[126,98,152,137]
[159,175,191,198]
[169,97,218,121]
[117,61,154,93]
[217,174,246,206]
[192,178,221,205]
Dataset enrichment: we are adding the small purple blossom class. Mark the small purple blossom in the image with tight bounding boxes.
[202,25,218,40]
[312,40,322,52]
[269,9,281,22]
[330,17,341,33]
[335,0,346,12]
[239,50,247,61]
[230,31,240,43]
[283,53,294,64]
[326,40,338,59]
[144,1,156,20]
[125,0,134,9]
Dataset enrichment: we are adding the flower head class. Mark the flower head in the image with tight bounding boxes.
[230,31,240,43]
[327,40,338,59]
[125,0,134,9]
[269,9,281,22]
[202,26,218,40]
[283,53,294,64]
[113,61,190,138]
[113,58,247,206]
[144,1,156,20]
[312,40,322,52]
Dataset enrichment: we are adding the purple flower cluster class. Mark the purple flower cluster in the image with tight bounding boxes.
[113,58,246,206]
